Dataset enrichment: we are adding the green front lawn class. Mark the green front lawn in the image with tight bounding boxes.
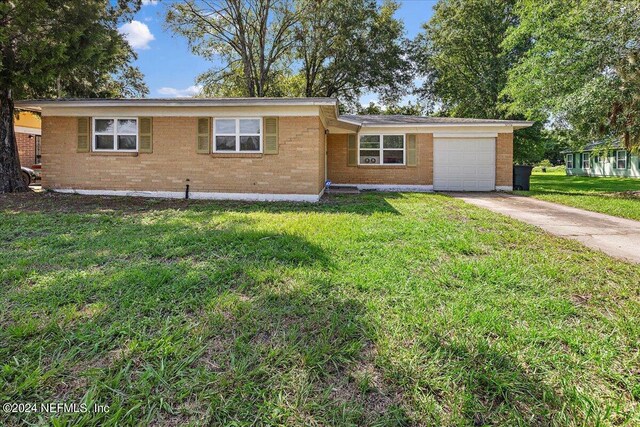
[1,192,639,426]
[519,171,640,221]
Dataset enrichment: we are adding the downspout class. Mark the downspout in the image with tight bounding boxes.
[324,129,328,183]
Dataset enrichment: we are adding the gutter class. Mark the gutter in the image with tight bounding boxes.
[15,98,339,108]
[334,119,534,129]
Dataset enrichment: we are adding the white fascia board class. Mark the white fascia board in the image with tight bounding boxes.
[358,125,514,134]
[18,99,337,108]
[15,126,42,135]
[336,120,532,129]
[40,105,323,117]
[52,188,323,202]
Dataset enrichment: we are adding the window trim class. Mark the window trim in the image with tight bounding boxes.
[213,117,262,153]
[358,134,405,166]
[565,153,574,169]
[581,152,590,169]
[616,150,627,169]
[92,117,138,152]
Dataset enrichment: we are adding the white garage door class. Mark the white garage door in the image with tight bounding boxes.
[433,138,496,191]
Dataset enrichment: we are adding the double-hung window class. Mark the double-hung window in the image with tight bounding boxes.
[214,118,261,152]
[93,118,137,152]
[565,154,574,169]
[359,134,405,165]
[616,150,627,169]
[582,152,590,169]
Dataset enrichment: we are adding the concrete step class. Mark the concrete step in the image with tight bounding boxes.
[325,186,360,194]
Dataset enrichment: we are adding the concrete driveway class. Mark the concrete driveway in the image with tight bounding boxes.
[451,192,640,264]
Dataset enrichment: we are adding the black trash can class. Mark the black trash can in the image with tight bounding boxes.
[513,165,534,191]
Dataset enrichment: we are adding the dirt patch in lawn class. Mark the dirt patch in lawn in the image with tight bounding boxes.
[616,190,640,198]
[0,190,216,214]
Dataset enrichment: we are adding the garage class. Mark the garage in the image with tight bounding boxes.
[433,137,496,191]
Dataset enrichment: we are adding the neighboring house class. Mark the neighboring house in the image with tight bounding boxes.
[563,141,639,178]
[14,107,42,168]
[15,98,533,202]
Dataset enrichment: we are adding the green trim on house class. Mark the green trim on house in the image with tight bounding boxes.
[564,149,640,178]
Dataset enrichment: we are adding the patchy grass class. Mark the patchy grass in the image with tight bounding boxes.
[517,171,640,221]
[533,166,566,175]
[1,191,639,426]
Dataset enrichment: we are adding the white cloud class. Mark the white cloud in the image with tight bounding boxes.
[142,0,159,5]
[118,21,155,50]
[157,85,203,98]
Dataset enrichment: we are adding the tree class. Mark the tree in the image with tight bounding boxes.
[166,0,300,98]
[0,0,147,193]
[166,0,412,106]
[411,0,544,164]
[295,0,412,106]
[541,130,574,166]
[197,62,305,97]
[411,0,521,118]
[357,101,428,116]
[503,0,640,150]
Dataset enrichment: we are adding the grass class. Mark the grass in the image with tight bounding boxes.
[1,191,639,426]
[517,169,640,221]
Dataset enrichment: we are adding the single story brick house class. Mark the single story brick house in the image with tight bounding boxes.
[563,141,640,178]
[15,98,533,201]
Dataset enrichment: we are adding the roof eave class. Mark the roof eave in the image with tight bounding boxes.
[562,145,624,154]
[335,120,535,128]
[14,98,339,108]
[512,121,535,130]
[15,106,42,113]
[335,117,364,126]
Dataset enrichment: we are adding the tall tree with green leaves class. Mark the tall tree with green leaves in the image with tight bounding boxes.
[295,0,411,106]
[197,62,305,98]
[411,0,520,118]
[411,0,544,163]
[166,0,301,98]
[0,0,147,193]
[357,101,428,116]
[166,0,411,107]
[503,0,640,150]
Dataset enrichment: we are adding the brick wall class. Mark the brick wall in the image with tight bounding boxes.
[16,132,37,167]
[496,133,513,187]
[327,133,433,185]
[41,116,324,195]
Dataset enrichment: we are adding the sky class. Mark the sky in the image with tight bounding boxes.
[119,0,438,102]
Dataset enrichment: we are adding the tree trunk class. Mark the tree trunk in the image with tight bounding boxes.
[0,89,27,193]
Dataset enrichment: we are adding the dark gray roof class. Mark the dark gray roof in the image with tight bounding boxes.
[561,140,624,154]
[338,114,533,127]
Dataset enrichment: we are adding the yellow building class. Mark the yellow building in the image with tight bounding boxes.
[15,108,42,166]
